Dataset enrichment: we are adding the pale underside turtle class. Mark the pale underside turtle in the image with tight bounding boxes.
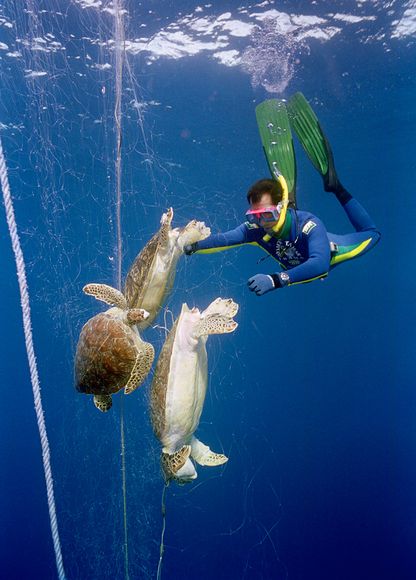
[75,283,155,412]
[150,298,239,483]
[124,208,210,330]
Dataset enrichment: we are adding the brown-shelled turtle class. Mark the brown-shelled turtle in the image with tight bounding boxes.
[124,208,210,330]
[75,283,155,412]
[150,298,239,483]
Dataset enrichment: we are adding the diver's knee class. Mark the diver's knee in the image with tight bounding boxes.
[367,227,381,247]
[372,228,381,242]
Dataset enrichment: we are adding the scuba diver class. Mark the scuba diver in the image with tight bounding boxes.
[184,92,380,296]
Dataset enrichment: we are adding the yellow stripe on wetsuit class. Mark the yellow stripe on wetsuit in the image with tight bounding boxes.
[195,233,375,286]
[330,238,373,266]
[195,243,247,254]
[288,238,374,284]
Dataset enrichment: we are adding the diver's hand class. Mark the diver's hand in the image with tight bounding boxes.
[183,242,198,255]
[247,274,276,296]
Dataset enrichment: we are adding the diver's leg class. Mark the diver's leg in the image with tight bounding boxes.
[330,199,380,265]
[342,198,378,233]
[330,228,380,266]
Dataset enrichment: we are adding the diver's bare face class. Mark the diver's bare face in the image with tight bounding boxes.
[250,193,278,231]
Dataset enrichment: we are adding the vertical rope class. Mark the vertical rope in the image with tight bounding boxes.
[156,483,169,580]
[0,137,66,580]
[113,2,130,579]
[114,0,124,292]
[120,397,130,580]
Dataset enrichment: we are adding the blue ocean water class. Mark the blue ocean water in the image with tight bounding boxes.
[1,1,415,579]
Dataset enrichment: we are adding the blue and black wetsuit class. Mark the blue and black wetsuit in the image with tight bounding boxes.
[195,197,380,287]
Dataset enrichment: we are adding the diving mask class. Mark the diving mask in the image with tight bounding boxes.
[245,204,282,226]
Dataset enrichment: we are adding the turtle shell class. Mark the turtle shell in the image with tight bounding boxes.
[75,312,138,396]
[149,318,179,440]
[124,232,160,309]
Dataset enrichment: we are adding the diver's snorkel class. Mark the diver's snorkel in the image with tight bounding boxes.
[255,98,295,243]
[262,167,289,242]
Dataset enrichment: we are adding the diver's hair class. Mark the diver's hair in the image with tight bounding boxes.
[247,178,283,205]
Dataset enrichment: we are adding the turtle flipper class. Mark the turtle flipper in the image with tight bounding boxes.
[196,297,239,336]
[197,316,238,336]
[201,297,239,319]
[124,341,155,394]
[191,436,228,467]
[84,283,128,309]
[161,445,193,482]
[178,220,211,251]
[158,207,174,246]
[93,394,112,412]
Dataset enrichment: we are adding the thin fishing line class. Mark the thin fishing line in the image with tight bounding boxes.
[114,0,125,292]
[113,2,130,579]
[157,482,169,580]
[120,396,130,580]
[0,137,66,580]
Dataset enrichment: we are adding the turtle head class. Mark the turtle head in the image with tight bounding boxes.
[180,303,200,316]
[126,308,150,325]
[160,207,174,226]
[93,394,112,412]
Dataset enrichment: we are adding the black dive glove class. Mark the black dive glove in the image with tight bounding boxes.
[183,242,198,255]
[247,272,290,296]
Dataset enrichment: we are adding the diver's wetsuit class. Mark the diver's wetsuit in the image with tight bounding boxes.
[195,197,380,286]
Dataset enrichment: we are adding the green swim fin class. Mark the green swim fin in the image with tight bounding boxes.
[255,99,297,208]
[287,92,343,193]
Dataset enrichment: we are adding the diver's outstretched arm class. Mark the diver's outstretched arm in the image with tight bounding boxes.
[184,223,248,255]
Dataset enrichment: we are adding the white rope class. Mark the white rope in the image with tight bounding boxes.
[0,137,66,580]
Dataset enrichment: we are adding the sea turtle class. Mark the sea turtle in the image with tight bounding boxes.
[150,298,239,483]
[124,208,210,330]
[75,283,155,412]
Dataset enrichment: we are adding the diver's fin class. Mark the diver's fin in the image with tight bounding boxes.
[287,92,344,194]
[255,99,297,208]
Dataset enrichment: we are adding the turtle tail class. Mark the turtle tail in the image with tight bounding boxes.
[93,394,112,412]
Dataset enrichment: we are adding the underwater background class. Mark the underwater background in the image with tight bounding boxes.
[0,1,415,579]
